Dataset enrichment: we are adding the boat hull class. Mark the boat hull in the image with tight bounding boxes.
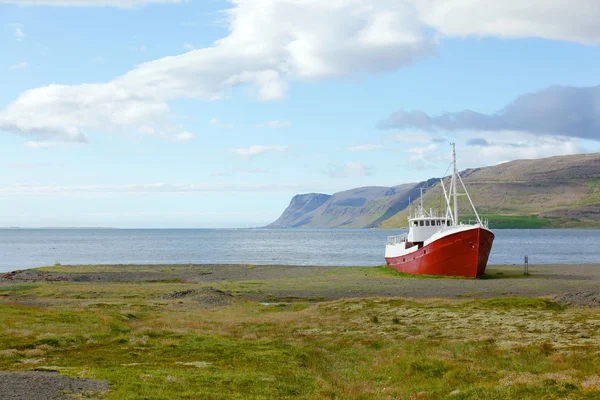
[385,227,494,278]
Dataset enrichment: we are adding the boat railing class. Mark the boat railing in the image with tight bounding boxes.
[387,234,408,245]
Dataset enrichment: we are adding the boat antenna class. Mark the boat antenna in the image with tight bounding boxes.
[451,143,458,224]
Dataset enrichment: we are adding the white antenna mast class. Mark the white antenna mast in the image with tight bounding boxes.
[451,143,458,224]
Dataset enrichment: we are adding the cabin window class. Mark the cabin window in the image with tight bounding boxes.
[425,220,429,226]
[419,221,424,226]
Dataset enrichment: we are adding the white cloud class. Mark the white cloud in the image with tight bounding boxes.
[417,0,600,45]
[2,0,600,144]
[256,120,292,129]
[0,0,180,7]
[232,144,289,158]
[183,43,195,50]
[347,144,384,152]
[173,131,194,142]
[0,0,433,143]
[8,62,29,70]
[24,141,56,149]
[408,143,440,161]
[327,162,373,178]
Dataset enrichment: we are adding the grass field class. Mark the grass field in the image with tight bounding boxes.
[1,275,600,399]
[475,214,553,229]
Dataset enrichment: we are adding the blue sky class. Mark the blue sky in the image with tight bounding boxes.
[1,0,600,228]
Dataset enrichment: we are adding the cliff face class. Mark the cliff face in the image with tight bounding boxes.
[267,182,434,228]
[267,193,332,227]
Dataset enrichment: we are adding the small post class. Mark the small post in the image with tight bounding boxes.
[524,255,529,275]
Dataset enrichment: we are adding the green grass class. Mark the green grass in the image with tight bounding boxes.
[587,178,598,194]
[0,283,40,293]
[579,191,600,207]
[474,214,553,229]
[371,265,469,279]
[1,279,599,399]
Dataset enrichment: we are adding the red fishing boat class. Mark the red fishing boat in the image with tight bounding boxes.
[384,144,494,278]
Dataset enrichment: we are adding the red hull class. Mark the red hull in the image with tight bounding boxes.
[385,227,495,278]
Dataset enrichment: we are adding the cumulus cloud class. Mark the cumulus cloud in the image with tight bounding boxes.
[380,85,600,141]
[3,1,600,144]
[256,120,292,129]
[347,144,384,151]
[0,0,434,143]
[417,0,600,45]
[327,162,373,178]
[0,0,180,7]
[8,62,29,70]
[183,43,195,50]
[232,144,289,158]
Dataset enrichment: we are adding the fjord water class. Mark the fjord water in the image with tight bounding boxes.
[0,229,599,272]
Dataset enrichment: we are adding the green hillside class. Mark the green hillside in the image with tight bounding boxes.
[379,153,600,229]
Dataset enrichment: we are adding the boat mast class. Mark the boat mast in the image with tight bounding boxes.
[452,143,458,224]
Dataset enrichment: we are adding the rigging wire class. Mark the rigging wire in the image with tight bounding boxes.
[437,162,453,215]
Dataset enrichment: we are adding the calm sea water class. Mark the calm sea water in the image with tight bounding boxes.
[0,229,599,272]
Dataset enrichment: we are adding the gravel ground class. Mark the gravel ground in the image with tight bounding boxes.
[0,371,108,400]
[2,263,600,305]
[555,291,600,307]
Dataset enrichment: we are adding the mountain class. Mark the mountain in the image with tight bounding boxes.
[267,193,332,227]
[269,152,600,229]
[267,182,436,228]
[380,152,600,229]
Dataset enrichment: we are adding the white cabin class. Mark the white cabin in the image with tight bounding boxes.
[407,216,451,243]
